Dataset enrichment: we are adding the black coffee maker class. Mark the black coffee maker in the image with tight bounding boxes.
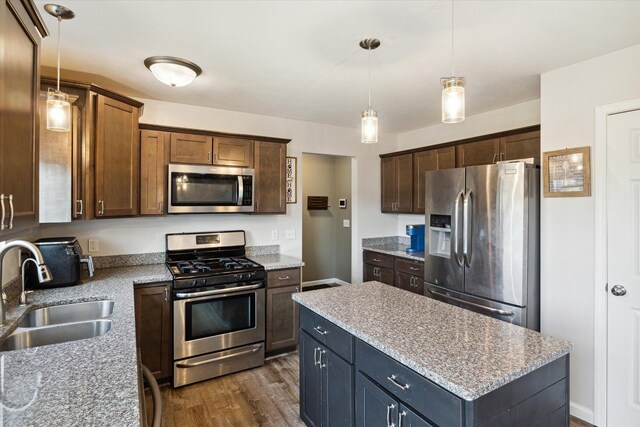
[25,237,94,289]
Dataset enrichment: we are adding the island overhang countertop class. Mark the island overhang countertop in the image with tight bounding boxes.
[292,281,571,401]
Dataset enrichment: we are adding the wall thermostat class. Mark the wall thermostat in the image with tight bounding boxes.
[338,199,347,209]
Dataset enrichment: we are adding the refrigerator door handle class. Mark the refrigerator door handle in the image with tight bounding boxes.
[463,190,473,267]
[453,190,464,267]
[427,287,515,317]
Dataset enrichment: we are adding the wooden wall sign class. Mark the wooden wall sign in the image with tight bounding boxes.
[286,156,297,203]
[543,146,591,197]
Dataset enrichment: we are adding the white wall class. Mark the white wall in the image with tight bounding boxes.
[540,43,640,423]
[394,99,541,235]
[39,99,398,283]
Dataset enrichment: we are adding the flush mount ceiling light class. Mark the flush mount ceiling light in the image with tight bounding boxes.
[360,38,380,144]
[441,0,465,124]
[144,56,202,87]
[44,4,75,132]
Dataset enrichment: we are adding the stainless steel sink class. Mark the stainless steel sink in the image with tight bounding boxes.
[18,300,114,327]
[0,319,113,351]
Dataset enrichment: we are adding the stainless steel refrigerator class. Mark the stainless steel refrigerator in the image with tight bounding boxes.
[423,160,540,330]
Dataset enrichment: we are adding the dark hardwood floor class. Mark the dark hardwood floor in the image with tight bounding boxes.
[147,352,592,427]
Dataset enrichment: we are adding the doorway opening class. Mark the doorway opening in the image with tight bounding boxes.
[301,153,352,288]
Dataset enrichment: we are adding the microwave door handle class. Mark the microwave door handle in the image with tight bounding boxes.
[237,176,244,206]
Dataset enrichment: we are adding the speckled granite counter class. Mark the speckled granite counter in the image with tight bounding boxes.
[0,264,171,426]
[292,281,571,401]
[248,254,304,270]
[363,243,425,261]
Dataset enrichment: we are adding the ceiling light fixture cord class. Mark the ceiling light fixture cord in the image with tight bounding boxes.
[451,0,455,76]
[57,16,61,91]
[368,44,372,109]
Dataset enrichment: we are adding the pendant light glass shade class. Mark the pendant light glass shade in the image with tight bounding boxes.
[144,57,202,87]
[46,88,71,132]
[44,5,74,132]
[441,77,465,124]
[361,109,378,144]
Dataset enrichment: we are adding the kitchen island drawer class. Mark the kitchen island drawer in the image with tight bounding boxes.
[394,257,424,277]
[267,268,300,288]
[300,306,354,363]
[363,251,394,269]
[356,339,463,427]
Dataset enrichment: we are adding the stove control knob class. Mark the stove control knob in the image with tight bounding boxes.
[234,274,242,280]
[189,280,197,287]
[198,278,207,286]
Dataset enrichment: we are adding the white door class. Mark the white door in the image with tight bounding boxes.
[607,108,640,426]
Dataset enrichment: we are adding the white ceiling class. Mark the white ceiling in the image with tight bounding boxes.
[35,1,640,133]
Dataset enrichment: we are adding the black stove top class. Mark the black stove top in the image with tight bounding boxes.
[165,231,265,290]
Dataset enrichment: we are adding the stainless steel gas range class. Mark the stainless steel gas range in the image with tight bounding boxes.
[166,230,265,387]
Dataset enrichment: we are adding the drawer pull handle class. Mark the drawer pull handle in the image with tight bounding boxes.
[387,375,410,390]
[313,326,328,335]
[409,267,419,271]
[386,403,396,427]
[278,276,291,280]
[398,410,407,427]
[372,258,381,262]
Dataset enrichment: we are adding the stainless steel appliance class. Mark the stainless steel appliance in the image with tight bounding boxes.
[423,160,540,330]
[166,230,265,387]
[25,237,94,289]
[167,164,254,214]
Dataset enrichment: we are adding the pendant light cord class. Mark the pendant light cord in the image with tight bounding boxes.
[450,0,455,77]
[368,45,372,109]
[56,16,61,91]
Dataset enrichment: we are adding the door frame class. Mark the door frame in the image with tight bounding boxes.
[593,98,640,427]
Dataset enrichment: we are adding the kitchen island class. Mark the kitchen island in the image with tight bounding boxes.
[293,281,572,426]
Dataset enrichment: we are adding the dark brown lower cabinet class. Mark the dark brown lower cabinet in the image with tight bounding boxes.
[395,271,423,295]
[363,264,394,285]
[134,282,171,380]
[266,268,301,355]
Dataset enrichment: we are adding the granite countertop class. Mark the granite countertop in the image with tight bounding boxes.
[293,282,571,401]
[0,264,171,426]
[363,243,425,261]
[248,253,305,270]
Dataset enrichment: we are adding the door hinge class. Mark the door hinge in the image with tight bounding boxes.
[605,283,608,292]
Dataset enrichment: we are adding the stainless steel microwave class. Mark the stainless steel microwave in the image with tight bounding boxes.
[167,164,254,213]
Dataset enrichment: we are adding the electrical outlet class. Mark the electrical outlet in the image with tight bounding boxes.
[271,230,278,241]
[343,219,350,228]
[285,229,296,240]
[88,238,99,253]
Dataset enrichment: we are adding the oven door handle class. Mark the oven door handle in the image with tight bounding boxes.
[175,344,263,368]
[175,283,263,299]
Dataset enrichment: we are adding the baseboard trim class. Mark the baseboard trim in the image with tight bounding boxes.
[302,278,351,288]
[570,401,594,425]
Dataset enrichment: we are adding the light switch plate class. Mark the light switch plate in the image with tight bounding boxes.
[271,230,278,241]
[285,229,296,240]
[343,219,350,228]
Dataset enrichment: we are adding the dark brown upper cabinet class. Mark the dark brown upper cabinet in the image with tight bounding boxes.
[140,130,169,215]
[0,0,46,237]
[94,94,140,218]
[381,154,413,213]
[455,138,501,167]
[213,137,254,167]
[413,147,455,213]
[170,132,213,164]
[500,130,540,161]
[254,141,286,214]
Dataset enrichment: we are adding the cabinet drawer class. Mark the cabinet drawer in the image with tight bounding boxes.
[394,257,424,277]
[356,340,463,427]
[363,251,394,269]
[267,268,300,288]
[300,306,354,363]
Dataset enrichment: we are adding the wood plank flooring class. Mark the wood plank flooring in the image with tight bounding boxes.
[147,352,592,427]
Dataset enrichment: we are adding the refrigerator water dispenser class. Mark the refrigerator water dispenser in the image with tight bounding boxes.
[428,215,451,258]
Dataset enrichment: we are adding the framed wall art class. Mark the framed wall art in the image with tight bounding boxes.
[542,146,591,197]
[286,156,297,203]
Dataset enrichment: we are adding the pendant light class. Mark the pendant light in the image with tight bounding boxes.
[360,38,380,144]
[44,4,75,132]
[441,0,465,124]
[144,56,202,87]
